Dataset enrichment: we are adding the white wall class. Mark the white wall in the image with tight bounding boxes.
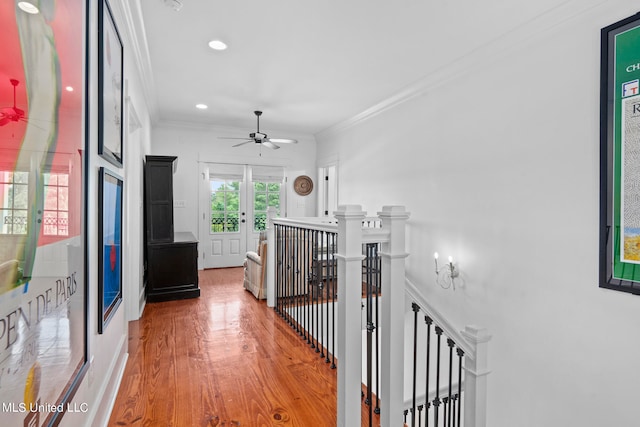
[151,122,317,258]
[58,1,152,426]
[316,1,640,426]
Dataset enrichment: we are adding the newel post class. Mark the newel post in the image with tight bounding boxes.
[378,205,410,427]
[266,206,277,308]
[461,325,492,427]
[334,205,366,427]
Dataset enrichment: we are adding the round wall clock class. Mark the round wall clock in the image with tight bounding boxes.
[294,175,313,196]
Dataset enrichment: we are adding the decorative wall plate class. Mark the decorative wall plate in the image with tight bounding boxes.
[294,175,313,196]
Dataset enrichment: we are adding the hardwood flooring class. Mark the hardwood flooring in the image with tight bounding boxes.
[108,267,380,426]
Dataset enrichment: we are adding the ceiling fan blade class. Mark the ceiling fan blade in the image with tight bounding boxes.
[0,116,10,126]
[232,140,253,147]
[218,136,253,140]
[262,140,280,150]
[266,138,297,144]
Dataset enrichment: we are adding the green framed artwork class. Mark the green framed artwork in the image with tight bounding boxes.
[600,12,640,294]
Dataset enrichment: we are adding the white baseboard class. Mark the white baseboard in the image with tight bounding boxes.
[87,335,129,427]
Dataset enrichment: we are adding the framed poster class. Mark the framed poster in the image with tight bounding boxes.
[600,12,640,294]
[98,0,124,168]
[0,0,88,425]
[98,168,123,334]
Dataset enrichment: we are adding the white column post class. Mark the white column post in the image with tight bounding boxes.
[461,325,492,427]
[377,205,410,427]
[266,206,277,307]
[334,205,366,427]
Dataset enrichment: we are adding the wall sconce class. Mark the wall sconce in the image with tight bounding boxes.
[434,252,459,290]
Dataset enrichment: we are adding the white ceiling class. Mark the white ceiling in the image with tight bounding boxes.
[132,0,565,136]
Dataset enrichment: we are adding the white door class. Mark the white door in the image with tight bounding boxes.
[247,165,285,250]
[199,163,247,268]
[199,163,285,268]
[319,164,338,217]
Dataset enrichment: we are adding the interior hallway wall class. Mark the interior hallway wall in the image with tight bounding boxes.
[316,1,640,425]
[58,0,152,425]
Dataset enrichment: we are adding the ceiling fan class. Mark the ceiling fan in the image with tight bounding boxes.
[0,79,26,126]
[220,110,297,150]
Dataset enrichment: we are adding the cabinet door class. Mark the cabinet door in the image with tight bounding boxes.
[145,159,174,242]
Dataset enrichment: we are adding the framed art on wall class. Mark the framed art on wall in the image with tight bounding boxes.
[98,167,123,333]
[98,0,124,168]
[600,12,640,294]
[0,0,89,425]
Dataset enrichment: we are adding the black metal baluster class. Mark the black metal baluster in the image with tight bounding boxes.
[418,404,423,427]
[282,225,287,316]
[447,338,455,427]
[424,316,433,427]
[433,326,443,426]
[296,227,302,334]
[411,302,420,426]
[443,397,449,427]
[275,224,280,314]
[299,226,304,330]
[313,233,319,353]
[306,228,312,346]
[293,226,299,329]
[374,243,380,415]
[324,232,332,363]
[319,231,326,359]
[308,228,314,338]
[301,227,306,333]
[285,225,290,319]
[285,225,291,320]
[289,226,295,324]
[324,230,331,364]
[330,231,336,369]
[366,244,375,427]
[451,395,457,427]
[291,226,297,327]
[283,226,289,319]
[457,348,464,427]
[278,224,283,316]
[278,226,282,316]
[305,227,309,333]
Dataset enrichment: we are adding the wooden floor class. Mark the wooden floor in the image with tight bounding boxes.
[108,267,380,426]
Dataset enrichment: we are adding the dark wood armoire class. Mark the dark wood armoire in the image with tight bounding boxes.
[144,155,200,302]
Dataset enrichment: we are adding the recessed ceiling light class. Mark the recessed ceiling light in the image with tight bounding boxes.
[196,104,208,110]
[208,40,227,51]
[65,86,74,92]
[18,2,39,14]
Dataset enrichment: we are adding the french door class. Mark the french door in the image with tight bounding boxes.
[199,163,283,269]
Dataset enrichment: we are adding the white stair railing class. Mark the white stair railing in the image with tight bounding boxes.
[266,205,490,427]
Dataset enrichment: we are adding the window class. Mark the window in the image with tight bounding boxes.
[210,179,240,233]
[253,181,281,231]
[0,171,28,234]
[43,172,69,236]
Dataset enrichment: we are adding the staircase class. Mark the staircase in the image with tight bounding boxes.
[266,206,491,426]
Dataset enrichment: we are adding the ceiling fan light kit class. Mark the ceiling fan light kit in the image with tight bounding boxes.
[219,110,298,151]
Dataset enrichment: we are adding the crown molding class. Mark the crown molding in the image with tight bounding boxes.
[316,0,611,141]
[114,0,159,122]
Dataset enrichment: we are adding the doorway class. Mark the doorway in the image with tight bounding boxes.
[199,163,284,268]
[318,164,337,217]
